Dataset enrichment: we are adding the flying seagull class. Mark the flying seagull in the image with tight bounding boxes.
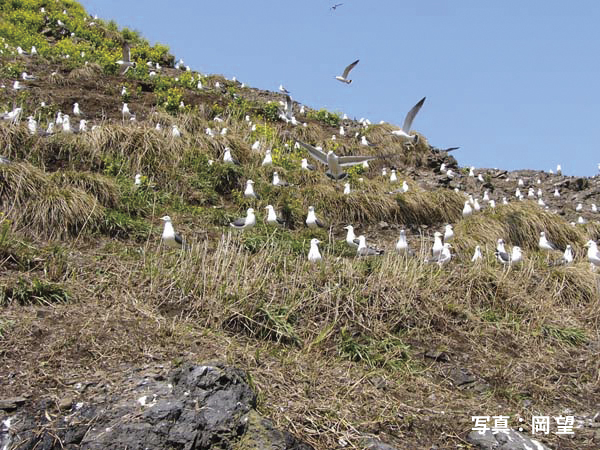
[297,140,377,181]
[265,205,285,227]
[230,208,256,230]
[335,59,359,84]
[331,3,344,10]
[306,206,327,229]
[161,216,185,249]
[391,97,426,144]
[116,42,136,74]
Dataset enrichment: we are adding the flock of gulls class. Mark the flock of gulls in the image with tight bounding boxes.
[2,5,600,273]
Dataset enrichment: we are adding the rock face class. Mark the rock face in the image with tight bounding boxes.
[467,429,550,450]
[0,362,312,450]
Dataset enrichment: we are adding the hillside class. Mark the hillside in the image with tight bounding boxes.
[1,1,600,449]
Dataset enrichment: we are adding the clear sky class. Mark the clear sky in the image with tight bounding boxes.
[79,0,600,176]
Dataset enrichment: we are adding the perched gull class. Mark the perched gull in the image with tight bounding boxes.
[585,240,600,269]
[272,171,290,187]
[443,224,454,242]
[462,201,473,217]
[230,208,256,230]
[244,180,258,199]
[390,97,426,144]
[538,232,557,254]
[432,232,444,259]
[22,71,36,81]
[161,216,185,249]
[382,168,388,177]
[301,158,315,171]
[279,84,290,94]
[223,147,240,165]
[261,149,272,166]
[306,206,327,229]
[357,235,384,256]
[390,169,398,183]
[308,238,322,263]
[468,167,475,177]
[471,245,483,263]
[592,204,598,213]
[171,125,181,138]
[510,246,523,264]
[395,229,412,255]
[27,116,37,135]
[495,239,510,265]
[335,59,359,84]
[360,135,373,146]
[122,103,132,121]
[554,188,560,198]
[576,203,583,212]
[343,182,351,195]
[134,173,142,186]
[563,245,574,265]
[73,102,83,117]
[344,225,360,248]
[429,243,452,266]
[265,205,285,227]
[297,140,376,181]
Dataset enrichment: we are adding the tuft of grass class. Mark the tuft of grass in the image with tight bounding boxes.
[49,170,119,208]
[0,277,70,306]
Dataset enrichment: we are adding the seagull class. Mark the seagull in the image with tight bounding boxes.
[121,86,127,96]
[390,169,398,183]
[592,204,598,213]
[301,158,315,171]
[78,119,87,132]
[578,216,587,224]
[390,97,426,144]
[554,189,560,198]
[585,240,600,269]
[489,199,496,208]
[539,231,558,253]
[279,95,296,124]
[556,164,562,175]
[297,140,376,181]
[331,3,344,11]
[27,116,37,135]
[382,168,388,177]
[272,171,290,187]
[343,182,351,195]
[62,114,72,133]
[576,203,583,212]
[265,205,285,227]
[244,180,258,199]
[468,167,475,177]
[502,197,509,205]
[116,43,136,74]
[262,149,272,166]
[335,59,359,84]
[223,147,240,165]
[252,140,261,151]
[21,72,35,81]
[477,174,485,183]
[563,245,574,265]
[13,80,25,91]
[432,232,444,259]
[344,225,360,248]
[161,216,185,249]
[462,201,473,217]
[395,229,412,255]
[473,199,481,212]
[279,84,290,94]
[443,224,454,242]
[134,173,142,186]
[471,245,483,263]
[357,235,384,256]
[308,238,322,263]
[510,246,523,264]
[171,125,181,138]
[360,135,373,146]
[306,206,327,229]
[230,208,256,230]
[429,243,452,266]
[122,103,132,121]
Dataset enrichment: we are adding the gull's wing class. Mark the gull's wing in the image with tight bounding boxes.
[285,95,293,112]
[122,43,131,63]
[341,59,359,79]
[231,217,246,227]
[174,232,184,246]
[276,217,285,226]
[401,96,426,132]
[338,155,377,167]
[297,141,327,165]
[496,250,510,263]
[315,217,327,228]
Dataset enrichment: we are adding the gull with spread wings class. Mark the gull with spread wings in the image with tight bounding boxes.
[297,140,376,181]
[391,97,426,144]
[335,59,359,84]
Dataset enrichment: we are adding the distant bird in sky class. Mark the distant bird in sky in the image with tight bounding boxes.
[265,205,285,227]
[331,3,344,10]
[161,215,185,249]
[308,238,322,263]
[390,97,426,144]
[230,208,256,230]
[306,206,326,229]
[335,59,359,84]
[297,140,376,181]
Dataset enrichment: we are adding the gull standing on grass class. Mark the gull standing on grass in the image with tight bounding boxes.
[244,180,258,199]
[563,245,574,265]
[357,236,384,256]
[122,103,131,121]
[161,216,185,249]
[301,158,315,171]
[429,243,452,266]
[306,206,327,229]
[335,59,359,84]
[261,149,272,166]
[391,97,426,144]
[396,229,412,255]
[344,225,360,248]
[265,205,285,227]
[462,201,473,217]
[471,245,483,263]
[443,224,454,242]
[272,171,290,187]
[171,125,181,138]
[510,246,523,265]
[343,182,351,195]
[538,232,558,253]
[308,238,322,263]
[73,102,83,117]
[297,140,376,181]
[585,240,600,269]
[432,232,444,259]
[230,208,256,230]
[223,147,240,165]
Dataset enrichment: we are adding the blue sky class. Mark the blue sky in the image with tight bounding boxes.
[79,0,600,176]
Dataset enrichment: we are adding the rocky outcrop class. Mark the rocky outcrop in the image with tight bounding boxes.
[467,429,550,450]
[0,362,312,450]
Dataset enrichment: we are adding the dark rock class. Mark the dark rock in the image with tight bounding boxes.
[424,350,449,362]
[467,429,550,450]
[2,362,312,450]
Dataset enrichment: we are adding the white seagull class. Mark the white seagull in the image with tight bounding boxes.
[272,171,290,187]
[308,238,322,263]
[538,231,558,252]
[390,97,426,144]
[244,180,258,199]
[563,245,574,265]
[306,206,326,229]
[462,201,473,217]
[265,205,285,227]
[585,240,600,269]
[357,235,384,256]
[262,149,272,166]
[223,147,239,165]
[297,140,376,181]
[230,208,256,230]
[335,59,359,84]
[395,229,412,255]
[471,245,483,263]
[443,224,454,242]
[161,216,185,249]
[432,231,444,259]
[344,225,360,248]
[279,84,290,94]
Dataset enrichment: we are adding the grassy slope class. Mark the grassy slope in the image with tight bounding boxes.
[1,1,600,448]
